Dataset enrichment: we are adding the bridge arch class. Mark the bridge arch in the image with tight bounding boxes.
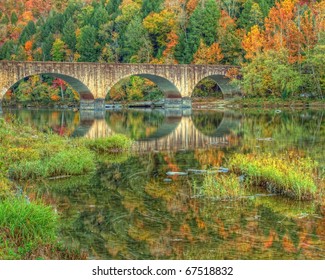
[190,74,239,98]
[1,73,95,101]
[106,73,182,100]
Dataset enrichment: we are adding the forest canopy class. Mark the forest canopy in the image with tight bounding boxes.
[0,0,324,98]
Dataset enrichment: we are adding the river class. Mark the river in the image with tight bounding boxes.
[2,108,325,259]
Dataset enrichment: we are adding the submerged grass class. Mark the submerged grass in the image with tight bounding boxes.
[200,173,245,200]
[228,153,318,200]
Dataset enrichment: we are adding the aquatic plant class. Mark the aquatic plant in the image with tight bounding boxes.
[84,134,132,152]
[9,148,96,180]
[199,173,245,199]
[228,153,318,200]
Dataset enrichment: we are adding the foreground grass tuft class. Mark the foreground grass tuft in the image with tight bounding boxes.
[228,153,318,200]
[0,198,57,259]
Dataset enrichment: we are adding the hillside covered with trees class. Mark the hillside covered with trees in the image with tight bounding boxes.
[0,0,324,102]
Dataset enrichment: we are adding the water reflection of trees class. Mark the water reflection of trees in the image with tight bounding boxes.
[34,151,325,260]
[191,111,224,137]
[105,110,176,140]
[240,110,325,165]
[3,109,80,137]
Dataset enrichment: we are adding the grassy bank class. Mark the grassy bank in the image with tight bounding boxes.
[0,116,132,259]
[226,97,325,109]
[191,97,325,110]
[198,152,323,202]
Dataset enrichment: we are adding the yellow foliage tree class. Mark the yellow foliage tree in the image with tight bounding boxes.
[242,25,265,60]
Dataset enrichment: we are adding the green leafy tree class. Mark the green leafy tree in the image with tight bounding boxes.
[257,0,275,17]
[51,38,66,61]
[77,6,94,27]
[1,14,9,25]
[242,50,303,97]
[303,37,325,98]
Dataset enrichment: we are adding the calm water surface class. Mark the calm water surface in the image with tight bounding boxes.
[2,108,325,259]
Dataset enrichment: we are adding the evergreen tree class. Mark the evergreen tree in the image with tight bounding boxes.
[257,0,275,17]
[238,0,253,30]
[0,40,15,60]
[62,18,77,51]
[92,6,110,28]
[41,34,55,61]
[175,0,220,63]
[141,0,164,17]
[174,31,193,64]
[19,21,37,45]
[10,11,18,25]
[62,1,81,22]
[239,1,264,31]
[122,16,151,62]
[76,25,99,62]
[105,0,122,19]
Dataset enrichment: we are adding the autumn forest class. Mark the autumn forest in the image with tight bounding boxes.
[0,0,324,103]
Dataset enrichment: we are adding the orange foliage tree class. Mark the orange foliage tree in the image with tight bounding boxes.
[193,40,224,64]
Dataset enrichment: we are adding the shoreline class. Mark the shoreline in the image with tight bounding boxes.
[2,98,325,111]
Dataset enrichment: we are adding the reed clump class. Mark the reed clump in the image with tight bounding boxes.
[228,153,318,200]
[200,173,245,199]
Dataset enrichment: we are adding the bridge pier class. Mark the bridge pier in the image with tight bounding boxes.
[94,98,106,111]
[80,98,106,111]
[164,97,192,109]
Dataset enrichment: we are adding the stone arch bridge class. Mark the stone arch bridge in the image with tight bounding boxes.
[0,61,239,110]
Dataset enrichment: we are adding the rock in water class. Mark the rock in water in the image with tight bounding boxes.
[166,171,188,176]
[163,178,173,182]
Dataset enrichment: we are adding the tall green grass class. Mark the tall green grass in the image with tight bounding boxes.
[84,134,133,152]
[0,198,57,259]
[199,173,245,199]
[228,153,318,200]
[9,148,96,180]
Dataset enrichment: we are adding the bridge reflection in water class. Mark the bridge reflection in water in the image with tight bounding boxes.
[73,109,242,152]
